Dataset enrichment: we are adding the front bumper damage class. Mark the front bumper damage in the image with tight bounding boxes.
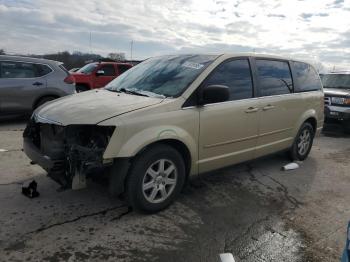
[23,118,115,189]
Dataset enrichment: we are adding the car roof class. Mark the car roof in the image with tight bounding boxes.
[153,53,313,65]
[216,53,312,64]
[0,55,62,66]
[97,61,132,65]
[325,71,350,75]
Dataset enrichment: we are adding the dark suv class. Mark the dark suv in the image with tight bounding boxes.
[0,55,76,116]
[321,72,350,132]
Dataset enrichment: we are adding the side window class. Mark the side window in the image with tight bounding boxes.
[0,61,36,78]
[99,64,116,76]
[256,59,293,96]
[34,64,52,77]
[205,59,253,102]
[292,61,322,92]
[118,65,131,74]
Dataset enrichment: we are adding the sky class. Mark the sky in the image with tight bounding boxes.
[0,0,349,71]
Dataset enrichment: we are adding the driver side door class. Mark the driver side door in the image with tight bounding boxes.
[198,58,259,173]
[94,64,117,88]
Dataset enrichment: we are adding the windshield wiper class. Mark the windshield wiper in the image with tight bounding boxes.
[118,88,149,97]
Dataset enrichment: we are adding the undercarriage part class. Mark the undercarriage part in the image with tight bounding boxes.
[24,120,115,188]
[108,158,131,197]
[71,166,87,190]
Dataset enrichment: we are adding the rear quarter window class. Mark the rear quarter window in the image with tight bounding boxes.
[292,61,322,92]
[34,64,52,77]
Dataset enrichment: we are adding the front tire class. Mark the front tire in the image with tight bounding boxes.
[126,144,186,213]
[289,122,315,161]
[344,121,350,134]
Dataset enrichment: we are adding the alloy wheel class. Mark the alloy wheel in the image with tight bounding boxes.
[142,159,178,204]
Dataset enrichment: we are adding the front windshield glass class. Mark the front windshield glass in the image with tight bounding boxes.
[105,55,218,97]
[322,74,350,89]
[77,63,98,74]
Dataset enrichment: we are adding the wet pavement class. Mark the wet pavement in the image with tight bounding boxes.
[0,119,349,261]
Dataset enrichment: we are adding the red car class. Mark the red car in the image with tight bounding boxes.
[72,62,132,92]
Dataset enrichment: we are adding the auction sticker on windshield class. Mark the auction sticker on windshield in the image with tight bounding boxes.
[182,61,204,70]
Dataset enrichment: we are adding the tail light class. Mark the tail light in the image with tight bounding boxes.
[64,75,75,84]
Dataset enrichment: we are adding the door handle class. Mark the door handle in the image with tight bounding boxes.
[262,104,275,111]
[245,107,259,113]
[32,82,43,86]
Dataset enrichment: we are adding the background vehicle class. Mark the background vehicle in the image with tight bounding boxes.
[72,61,132,92]
[24,54,324,213]
[321,72,350,132]
[0,55,75,117]
[69,67,80,73]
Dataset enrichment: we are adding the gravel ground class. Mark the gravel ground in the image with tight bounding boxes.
[0,118,349,262]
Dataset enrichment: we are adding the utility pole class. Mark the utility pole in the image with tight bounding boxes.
[130,40,134,61]
[89,32,92,54]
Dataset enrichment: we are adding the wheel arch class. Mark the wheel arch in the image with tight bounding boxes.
[304,117,317,133]
[75,82,91,90]
[104,125,198,176]
[294,109,318,135]
[136,139,192,180]
[32,94,60,110]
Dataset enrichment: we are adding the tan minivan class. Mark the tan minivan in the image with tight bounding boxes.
[23,54,324,213]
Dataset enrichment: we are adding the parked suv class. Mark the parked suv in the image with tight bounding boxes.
[321,72,350,132]
[23,54,324,213]
[0,55,75,116]
[72,61,132,92]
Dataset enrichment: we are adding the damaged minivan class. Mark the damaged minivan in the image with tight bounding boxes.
[23,54,324,213]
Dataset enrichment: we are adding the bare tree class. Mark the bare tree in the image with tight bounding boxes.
[0,49,5,55]
[108,52,126,61]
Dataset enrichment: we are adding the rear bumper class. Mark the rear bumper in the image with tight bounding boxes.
[324,105,350,121]
[23,138,54,171]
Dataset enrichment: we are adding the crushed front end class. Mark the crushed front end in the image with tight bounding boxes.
[23,118,115,189]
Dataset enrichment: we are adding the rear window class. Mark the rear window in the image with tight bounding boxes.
[58,64,70,75]
[256,59,293,96]
[292,61,322,92]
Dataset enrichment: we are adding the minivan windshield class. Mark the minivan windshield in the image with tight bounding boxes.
[105,55,218,97]
[77,63,98,74]
[322,74,350,89]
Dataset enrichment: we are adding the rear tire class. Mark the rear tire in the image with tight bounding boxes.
[126,144,186,213]
[76,84,90,92]
[34,96,57,109]
[289,122,315,161]
[344,121,350,134]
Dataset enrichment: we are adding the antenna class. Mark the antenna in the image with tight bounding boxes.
[130,40,134,61]
[89,32,92,54]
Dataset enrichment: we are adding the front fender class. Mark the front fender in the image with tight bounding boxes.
[103,125,198,172]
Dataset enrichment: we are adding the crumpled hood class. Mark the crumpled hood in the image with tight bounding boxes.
[324,88,350,97]
[34,89,164,125]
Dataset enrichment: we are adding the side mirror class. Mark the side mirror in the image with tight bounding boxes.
[200,85,230,105]
[96,70,105,76]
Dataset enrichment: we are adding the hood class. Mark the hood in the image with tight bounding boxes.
[34,89,164,125]
[324,88,350,97]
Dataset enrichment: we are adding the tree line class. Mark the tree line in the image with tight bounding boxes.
[0,49,132,70]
